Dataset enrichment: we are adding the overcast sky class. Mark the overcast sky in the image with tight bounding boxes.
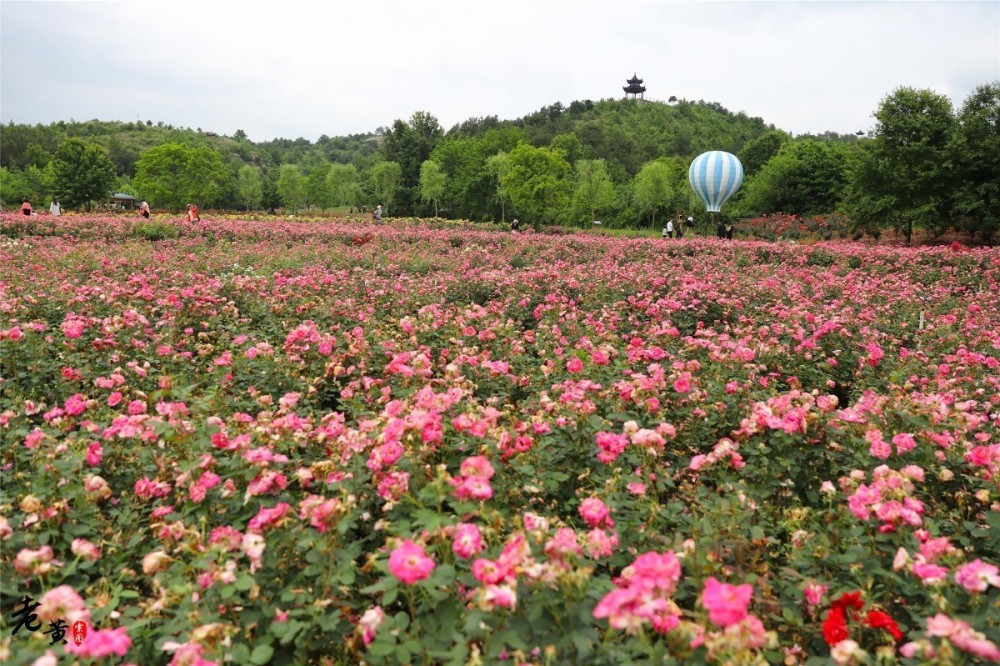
[2,1,998,142]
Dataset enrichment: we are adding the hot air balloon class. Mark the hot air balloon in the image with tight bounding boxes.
[688,151,743,213]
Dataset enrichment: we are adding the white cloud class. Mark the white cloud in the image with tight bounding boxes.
[2,0,997,141]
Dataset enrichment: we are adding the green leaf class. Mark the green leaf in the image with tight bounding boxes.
[229,644,250,663]
[430,564,456,587]
[235,574,255,591]
[279,621,304,646]
[250,645,274,664]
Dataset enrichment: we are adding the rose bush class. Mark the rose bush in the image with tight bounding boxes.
[1,213,998,665]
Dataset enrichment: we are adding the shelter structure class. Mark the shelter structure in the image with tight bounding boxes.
[623,74,646,100]
[109,193,138,210]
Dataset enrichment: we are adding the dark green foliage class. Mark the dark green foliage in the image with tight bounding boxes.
[4,83,999,239]
[431,128,525,222]
[502,143,573,225]
[132,143,228,210]
[130,221,181,241]
[739,140,850,217]
[51,138,117,210]
[738,130,789,176]
[844,87,957,244]
[951,82,1000,243]
[380,112,444,215]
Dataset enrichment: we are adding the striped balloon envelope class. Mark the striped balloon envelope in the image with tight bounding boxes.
[688,151,744,213]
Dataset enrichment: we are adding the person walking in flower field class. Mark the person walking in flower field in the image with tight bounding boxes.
[186,203,200,222]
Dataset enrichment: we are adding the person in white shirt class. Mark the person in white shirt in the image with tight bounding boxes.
[49,199,61,216]
[665,219,674,238]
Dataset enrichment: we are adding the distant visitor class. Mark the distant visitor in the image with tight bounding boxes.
[374,204,382,222]
[186,204,200,222]
[49,199,61,217]
[139,201,151,219]
[20,199,32,216]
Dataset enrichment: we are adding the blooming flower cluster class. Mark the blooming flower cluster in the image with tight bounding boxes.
[2,214,998,664]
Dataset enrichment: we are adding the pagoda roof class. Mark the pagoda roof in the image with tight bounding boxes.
[623,84,647,94]
[626,73,643,84]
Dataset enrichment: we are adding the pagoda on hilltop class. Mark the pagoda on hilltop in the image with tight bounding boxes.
[623,74,646,100]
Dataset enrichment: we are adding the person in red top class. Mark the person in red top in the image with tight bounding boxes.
[20,199,33,216]
[186,204,201,222]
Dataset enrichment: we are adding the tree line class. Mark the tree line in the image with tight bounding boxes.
[1,83,997,242]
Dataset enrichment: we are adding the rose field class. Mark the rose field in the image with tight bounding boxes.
[2,214,1000,666]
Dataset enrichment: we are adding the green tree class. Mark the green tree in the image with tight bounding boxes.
[430,127,525,222]
[276,164,304,213]
[133,143,227,210]
[17,143,52,170]
[237,164,263,211]
[951,82,1000,243]
[262,167,281,212]
[0,165,46,208]
[305,162,332,210]
[484,150,513,224]
[633,161,674,227]
[419,160,446,217]
[573,159,614,225]
[15,164,55,207]
[369,161,402,214]
[381,111,443,214]
[740,140,850,216]
[0,167,26,208]
[845,87,956,244]
[738,130,789,176]
[107,134,139,177]
[550,133,586,165]
[501,143,572,226]
[326,164,363,208]
[51,138,116,210]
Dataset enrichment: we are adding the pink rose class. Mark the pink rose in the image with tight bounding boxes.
[388,539,435,585]
[579,497,612,529]
[452,523,484,559]
[701,577,753,628]
[65,626,131,658]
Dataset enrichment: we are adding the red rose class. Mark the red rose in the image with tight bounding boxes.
[822,607,849,645]
[865,609,903,641]
[831,591,864,614]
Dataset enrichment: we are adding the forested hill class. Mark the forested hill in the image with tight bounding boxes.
[454,98,778,177]
[1,95,870,225]
[1,98,782,178]
[0,119,382,176]
[4,83,997,242]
